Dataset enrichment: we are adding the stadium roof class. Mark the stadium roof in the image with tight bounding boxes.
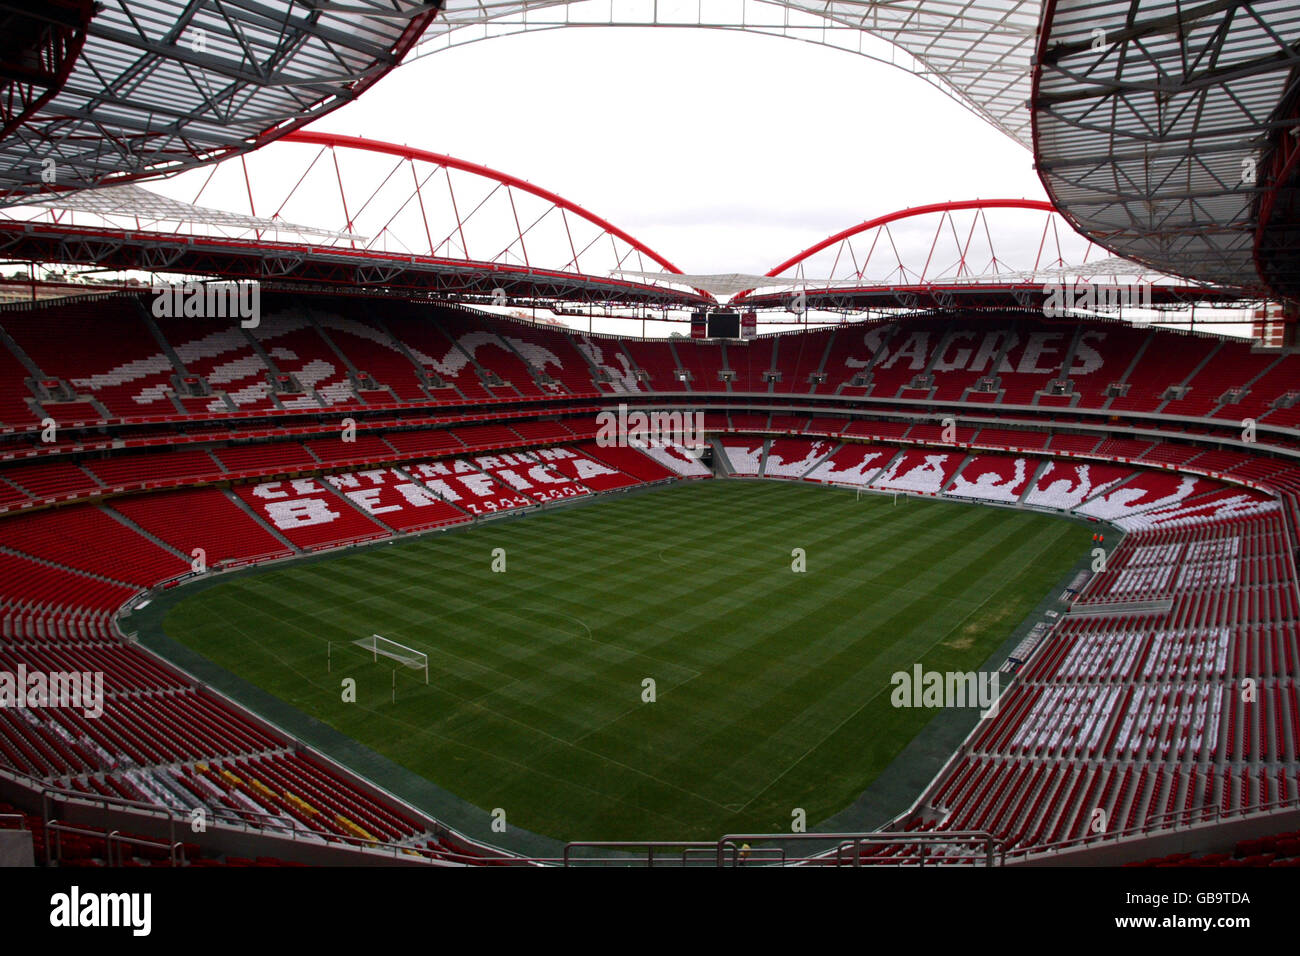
[0,0,442,204]
[1033,0,1300,301]
[377,0,1300,303]
[2,0,1294,306]
[0,129,716,306]
[723,197,1241,308]
[0,158,1242,312]
[25,182,361,241]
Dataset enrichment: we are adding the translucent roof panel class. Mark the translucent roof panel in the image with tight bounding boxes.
[0,0,442,203]
[1033,0,1300,297]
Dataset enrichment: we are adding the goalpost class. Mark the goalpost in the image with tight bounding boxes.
[352,634,429,684]
[852,487,901,505]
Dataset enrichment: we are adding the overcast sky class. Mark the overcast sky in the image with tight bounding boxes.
[319,27,1044,279]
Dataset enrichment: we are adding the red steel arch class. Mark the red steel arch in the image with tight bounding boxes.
[759,198,1058,282]
[0,128,715,307]
[733,198,1237,311]
[279,131,688,278]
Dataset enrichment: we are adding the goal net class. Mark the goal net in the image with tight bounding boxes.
[352,634,428,684]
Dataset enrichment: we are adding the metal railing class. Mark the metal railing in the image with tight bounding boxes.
[563,841,721,867]
[105,830,187,868]
[825,831,1001,867]
[559,831,1000,867]
[730,831,1000,868]
[44,820,188,868]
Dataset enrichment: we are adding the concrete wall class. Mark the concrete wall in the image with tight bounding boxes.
[0,830,35,867]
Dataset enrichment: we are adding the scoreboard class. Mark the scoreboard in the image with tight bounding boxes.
[691,311,754,339]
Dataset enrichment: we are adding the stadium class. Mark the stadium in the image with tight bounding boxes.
[0,0,1298,882]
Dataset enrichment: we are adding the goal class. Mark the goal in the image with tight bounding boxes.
[352,634,429,684]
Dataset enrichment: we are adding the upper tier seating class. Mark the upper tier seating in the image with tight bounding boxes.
[772,329,836,395]
[153,316,277,414]
[621,339,685,392]
[673,341,728,393]
[726,335,773,393]
[2,299,175,420]
[573,333,645,393]
[423,310,552,399]
[4,301,1298,458]
[310,308,429,403]
[248,311,362,410]
[492,319,601,397]
[381,313,493,400]
[0,330,37,427]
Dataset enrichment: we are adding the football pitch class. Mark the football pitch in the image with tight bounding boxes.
[160,479,1084,843]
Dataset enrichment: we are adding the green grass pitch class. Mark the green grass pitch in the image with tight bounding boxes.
[161,479,1083,843]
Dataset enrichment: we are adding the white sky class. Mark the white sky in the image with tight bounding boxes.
[320,27,1042,279]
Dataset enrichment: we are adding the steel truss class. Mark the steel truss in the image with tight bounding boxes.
[0,0,443,203]
[730,198,1239,310]
[1033,0,1300,302]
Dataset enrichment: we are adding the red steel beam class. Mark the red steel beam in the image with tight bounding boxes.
[734,199,1058,302]
[283,130,688,278]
